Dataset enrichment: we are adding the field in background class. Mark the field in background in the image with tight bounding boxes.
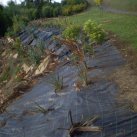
[33,0,137,49]
[103,0,137,12]
[67,7,137,48]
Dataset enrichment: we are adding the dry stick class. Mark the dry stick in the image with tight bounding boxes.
[54,36,84,62]
[69,116,101,137]
[58,112,101,137]
[82,116,99,126]
[71,126,101,132]
[69,110,74,126]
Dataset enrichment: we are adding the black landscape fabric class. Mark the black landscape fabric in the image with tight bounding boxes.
[0,28,136,137]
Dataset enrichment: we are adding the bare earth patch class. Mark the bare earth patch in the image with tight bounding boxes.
[109,35,137,111]
[110,65,137,111]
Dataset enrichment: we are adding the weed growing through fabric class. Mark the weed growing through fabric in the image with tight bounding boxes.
[77,64,89,87]
[28,40,45,65]
[28,48,41,65]
[34,102,54,114]
[0,59,20,83]
[12,38,25,57]
[48,74,64,93]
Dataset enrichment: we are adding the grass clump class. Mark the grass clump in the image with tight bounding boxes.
[12,38,25,58]
[77,65,89,87]
[49,74,63,92]
[83,44,93,55]
[34,102,54,114]
[28,48,41,65]
[0,60,20,83]
[28,40,45,65]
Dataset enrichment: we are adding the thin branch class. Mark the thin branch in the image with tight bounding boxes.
[69,110,74,126]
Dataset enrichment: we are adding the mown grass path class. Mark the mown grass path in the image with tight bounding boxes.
[102,5,137,16]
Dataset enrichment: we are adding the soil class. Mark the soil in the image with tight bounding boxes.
[108,34,137,112]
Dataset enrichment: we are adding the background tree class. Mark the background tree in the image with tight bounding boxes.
[94,0,103,6]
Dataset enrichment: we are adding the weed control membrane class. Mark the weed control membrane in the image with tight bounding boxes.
[0,28,137,137]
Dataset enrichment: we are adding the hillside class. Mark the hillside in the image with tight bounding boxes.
[0,0,137,137]
[103,0,137,12]
[88,0,137,12]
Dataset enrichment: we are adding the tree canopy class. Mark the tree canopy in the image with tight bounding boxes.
[0,0,88,37]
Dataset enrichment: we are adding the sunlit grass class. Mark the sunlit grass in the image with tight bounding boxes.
[66,7,137,48]
[42,6,137,49]
[103,0,137,12]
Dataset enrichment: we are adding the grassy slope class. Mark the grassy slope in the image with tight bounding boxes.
[66,6,137,48]
[103,0,137,12]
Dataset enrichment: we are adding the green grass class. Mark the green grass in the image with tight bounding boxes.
[42,3,137,49]
[103,0,137,12]
[65,7,137,48]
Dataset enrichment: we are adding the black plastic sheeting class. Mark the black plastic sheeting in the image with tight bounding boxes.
[0,27,137,137]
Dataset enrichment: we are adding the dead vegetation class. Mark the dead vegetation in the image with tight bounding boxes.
[54,36,84,63]
[59,111,101,137]
[55,36,94,91]
[109,34,137,111]
[110,65,137,111]
[0,38,58,113]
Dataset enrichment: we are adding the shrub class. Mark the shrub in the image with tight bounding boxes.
[53,7,61,17]
[62,3,87,16]
[28,41,45,65]
[27,8,37,20]
[13,38,24,56]
[42,6,54,17]
[62,25,81,40]
[83,20,106,44]
[94,0,103,6]
[71,3,87,13]
[28,48,41,65]
[62,6,72,16]
[0,5,12,36]
[12,16,26,34]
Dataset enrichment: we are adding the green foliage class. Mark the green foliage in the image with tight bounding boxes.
[42,6,54,17]
[13,38,24,56]
[28,48,41,65]
[0,66,10,82]
[0,60,20,82]
[94,0,103,6]
[78,65,88,86]
[0,0,88,36]
[83,44,93,55]
[83,20,106,44]
[62,3,87,16]
[72,3,87,13]
[38,40,45,55]
[62,0,86,5]
[28,41,45,65]
[53,7,61,17]
[27,8,37,20]
[12,16,26,34]
[70,53,80,64]
[62,25,81,40]
[0,5,12,36]
[49,74,63,92]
